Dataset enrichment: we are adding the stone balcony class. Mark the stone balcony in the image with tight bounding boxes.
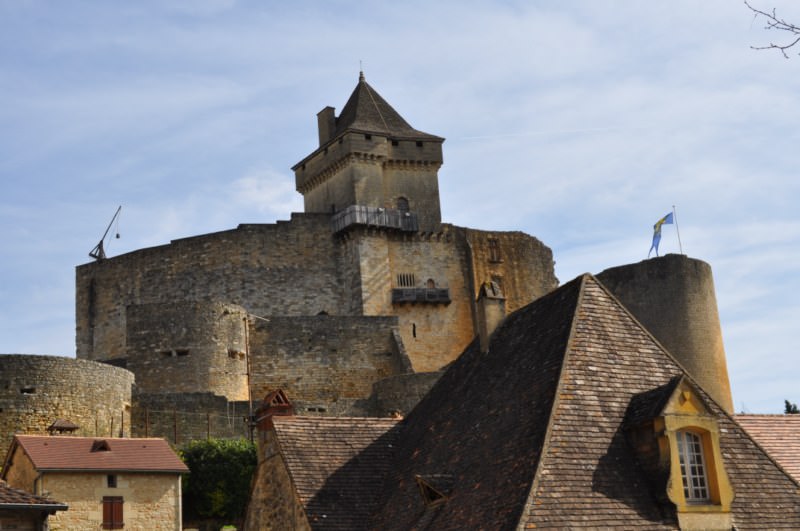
[331,205,419,234]
[391,288,451,305]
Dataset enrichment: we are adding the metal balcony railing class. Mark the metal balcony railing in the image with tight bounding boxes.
[391,288,451,304]
[331,205,419,234]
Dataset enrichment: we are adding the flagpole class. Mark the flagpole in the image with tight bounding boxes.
[672,205,683,255]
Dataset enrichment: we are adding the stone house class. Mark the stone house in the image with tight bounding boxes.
[243,274,800,530]
[2,435,188,531]
[0,480,66,531]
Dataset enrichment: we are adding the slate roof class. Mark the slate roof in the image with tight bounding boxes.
[271,416,401,530]
[736,414,800,482]
[0,480,67,512]
[5,435,188,474]
[368,274,800,529]
[332,73,443,142]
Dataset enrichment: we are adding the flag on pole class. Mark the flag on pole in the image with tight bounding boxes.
[648,212,674,257]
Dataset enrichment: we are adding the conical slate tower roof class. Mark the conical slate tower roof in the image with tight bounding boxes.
[333,72,443,141]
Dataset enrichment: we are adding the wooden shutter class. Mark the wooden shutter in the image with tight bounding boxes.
[103,496,124,529]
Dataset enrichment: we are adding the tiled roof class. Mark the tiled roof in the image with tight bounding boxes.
[9,435,188,473]
[370,274,800,529]
[0,480,67,511]
[272,416,400,530]
[333,73,442,141]
[736,414,800,481]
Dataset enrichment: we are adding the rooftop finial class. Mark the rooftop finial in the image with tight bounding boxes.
[359,60,365,82]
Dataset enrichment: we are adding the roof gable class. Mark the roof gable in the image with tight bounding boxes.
[8,435,188,474]
[272,416,400,530]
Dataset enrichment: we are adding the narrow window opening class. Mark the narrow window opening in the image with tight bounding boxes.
[364,134,372,140]
[412,323,417,338]
[426,278,436,289]
[338,137,343,144]
[107,474,117,488]
[20,387,36,395]
[416,141,423,147]
[391,139,399,146]
[323,147,328,154]
[488,238,501,262]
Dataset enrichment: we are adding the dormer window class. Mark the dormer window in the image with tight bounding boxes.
[676,430,709,502]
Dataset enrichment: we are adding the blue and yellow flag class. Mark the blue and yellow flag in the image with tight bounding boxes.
[648,212,673,257]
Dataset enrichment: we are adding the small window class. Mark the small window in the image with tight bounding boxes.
[397,197,410,213]
[20,387,36,395]
[677,430,709,502]
[323,147,328,154]
[397,273,415,287]
[92,440,111,452]
[416,141,423,147]
[102,496,124,529]
[391,140,399,146]
[426,278,436,289]
[364,134,372,140]
[107,474,117,488]
[488,238,501,262]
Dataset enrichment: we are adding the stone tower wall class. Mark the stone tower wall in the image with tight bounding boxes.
[76,213,343,361]
[0,355,134,453]
[597,254,734,413]
[247,315,408,417]
[126,301,249,400]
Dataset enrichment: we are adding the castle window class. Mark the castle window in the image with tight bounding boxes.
[364,134,372,140]
[391,139,399,146]
[160,349,190,357]
[416,141,423,147]
[488,238,501,262]
[397,273,415,287]
[397,197,409,213]
[20,387,35,395]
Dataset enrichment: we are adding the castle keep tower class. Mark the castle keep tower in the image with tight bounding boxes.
[293,72,445,233]
[597,254,734,413]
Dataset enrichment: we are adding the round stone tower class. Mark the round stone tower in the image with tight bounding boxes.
[597,254,734,413]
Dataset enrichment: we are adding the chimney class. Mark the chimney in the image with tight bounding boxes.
[317,106,336,146]
[476,280,506,353]
[254,389,294,433]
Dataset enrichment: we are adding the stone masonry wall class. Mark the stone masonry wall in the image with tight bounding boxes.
[76,214,343,361]
[126,302,248,400]
[247,315,407,416]
[0,355,134,454]
[42,472,182,531]
[465,228,558,315]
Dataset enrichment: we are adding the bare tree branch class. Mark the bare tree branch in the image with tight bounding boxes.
[746,0,800,58]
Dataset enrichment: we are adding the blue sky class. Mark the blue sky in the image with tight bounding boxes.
[1,1,798,413]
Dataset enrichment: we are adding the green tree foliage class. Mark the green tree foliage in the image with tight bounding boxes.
[785,400,799,414]
[180,438,257,523]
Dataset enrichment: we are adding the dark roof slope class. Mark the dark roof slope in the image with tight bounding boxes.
[0,480,67,512]
[371,276,584,530]
[7,435,188,473]
[371,274,800,529]
[272,416,401,530]
[333,73,442,141]
[736,414,800,482]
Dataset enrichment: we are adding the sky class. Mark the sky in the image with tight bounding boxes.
[1,0,798,413]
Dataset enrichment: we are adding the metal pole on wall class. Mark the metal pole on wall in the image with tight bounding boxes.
[244,315,254,443]
[673,204,684,255]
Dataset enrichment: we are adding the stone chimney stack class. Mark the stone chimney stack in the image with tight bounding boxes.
[317,106,336,146]
[476,280,506,353]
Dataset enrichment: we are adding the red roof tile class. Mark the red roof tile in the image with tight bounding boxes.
[10,435,188,473]
[0,480,67,511]
[735,414,800,481]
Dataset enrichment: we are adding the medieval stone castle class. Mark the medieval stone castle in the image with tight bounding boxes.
[0,73,733,451]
